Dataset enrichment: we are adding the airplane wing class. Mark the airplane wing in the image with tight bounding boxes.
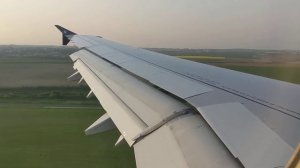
[55,25,300,168]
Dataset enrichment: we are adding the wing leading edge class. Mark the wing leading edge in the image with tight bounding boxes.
[55,25,300,168]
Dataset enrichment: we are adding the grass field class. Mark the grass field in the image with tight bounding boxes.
[176,56,225,60]
[176,55,300,84]
[219,65,300,84]
[0,87,135,168]
[0,56,75,87]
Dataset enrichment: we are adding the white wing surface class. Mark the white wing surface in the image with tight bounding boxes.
[55,25,300,168]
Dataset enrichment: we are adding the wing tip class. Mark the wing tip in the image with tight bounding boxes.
[55,25,76,35]
[55,25,76,45]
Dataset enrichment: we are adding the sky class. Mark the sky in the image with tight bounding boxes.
[0,0,299,49]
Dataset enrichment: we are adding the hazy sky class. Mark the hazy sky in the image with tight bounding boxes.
[0,0,299,49]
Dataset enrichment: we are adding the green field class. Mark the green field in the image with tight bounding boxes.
[219,65,300,84]
[176,56,225,60]
[176,55,300,85]
[0,87,135,168]
[0,46,299,168]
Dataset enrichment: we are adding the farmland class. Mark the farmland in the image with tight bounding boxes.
[170,49,300,84]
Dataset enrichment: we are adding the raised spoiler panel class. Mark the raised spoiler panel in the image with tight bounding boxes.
[87,45,213,99]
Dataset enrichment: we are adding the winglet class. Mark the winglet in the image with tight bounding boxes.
[55,25,76,45]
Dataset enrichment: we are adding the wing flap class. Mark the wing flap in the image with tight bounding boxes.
[197,102,294,168]
[134,113,241,168]
[134,125,190,168]
[74,59,146,146]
